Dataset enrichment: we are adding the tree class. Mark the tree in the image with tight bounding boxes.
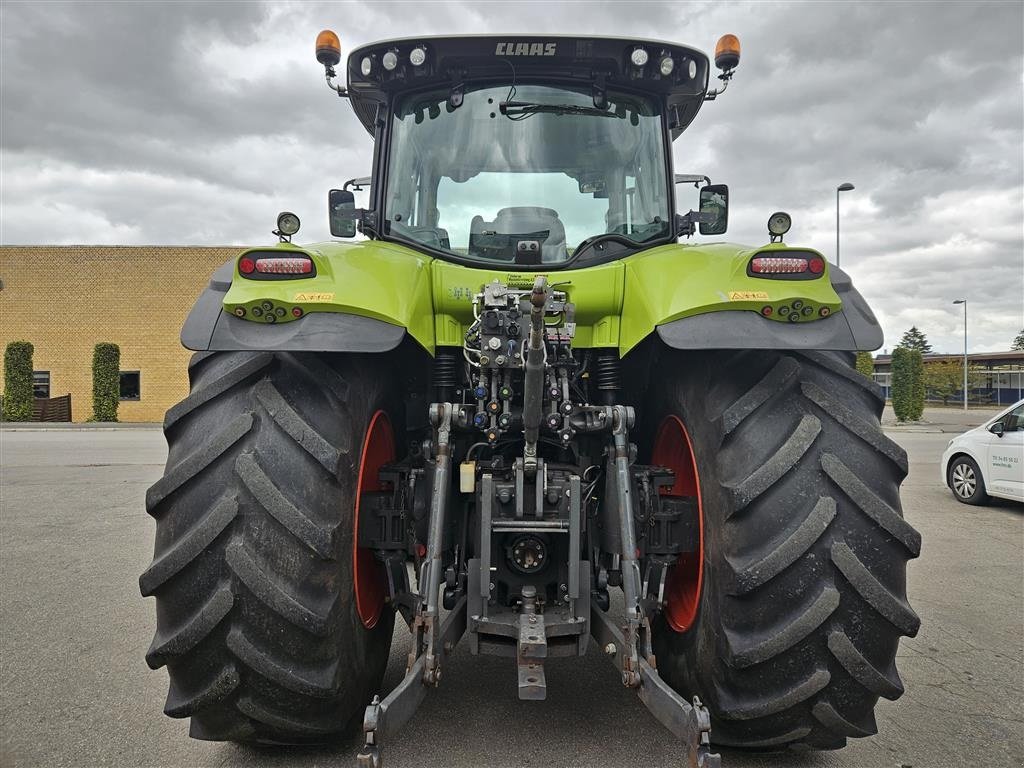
[91,343,120,422]
[892,347,924,421]
[898,326,933,354]
[924,359,962,405]
[855,351,874,379]
[1012,329,1024,351]
[924,359,987,405]
[2,341,35,422]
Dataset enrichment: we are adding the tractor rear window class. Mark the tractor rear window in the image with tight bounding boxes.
[385,84,670,266]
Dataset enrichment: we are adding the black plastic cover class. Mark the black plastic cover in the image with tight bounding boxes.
[346,35,711,140]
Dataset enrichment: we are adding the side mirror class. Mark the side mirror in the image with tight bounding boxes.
[989,422,1005,437]
[328,188,358,238]
[699,184,728,235]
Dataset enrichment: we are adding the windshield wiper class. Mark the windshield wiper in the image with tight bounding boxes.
[499,100,618,119]
[572,233,641,259]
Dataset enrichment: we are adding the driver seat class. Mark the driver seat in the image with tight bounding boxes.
[470,207,567,263]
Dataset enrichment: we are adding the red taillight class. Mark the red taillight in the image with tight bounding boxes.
[292,307,303,317]
[751,257,808,274]
[238,257,255,274]
[761,305,773,316]
[808,257,825,274]
[255,257,313,275]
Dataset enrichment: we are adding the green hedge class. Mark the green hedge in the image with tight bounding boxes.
[92,343,120,422]
[891,347,924,422]
[2,341,35,421]
[855,351,874,379]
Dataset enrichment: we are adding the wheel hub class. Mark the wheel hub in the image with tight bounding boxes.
[952,462,976,498]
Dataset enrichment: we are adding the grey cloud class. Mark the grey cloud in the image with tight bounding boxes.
[1,0,1021,352]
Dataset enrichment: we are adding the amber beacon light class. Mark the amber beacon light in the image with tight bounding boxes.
[714,34,741,71]
[316,29,341,67]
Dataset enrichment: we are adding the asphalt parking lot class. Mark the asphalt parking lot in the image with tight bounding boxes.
[1,412,1021,767]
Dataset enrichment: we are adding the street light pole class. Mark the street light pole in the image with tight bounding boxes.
[953,299,968,411]
[836,182,854,267]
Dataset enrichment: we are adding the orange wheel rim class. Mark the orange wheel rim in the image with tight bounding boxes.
[353,410,395,629]
[651,415,705,633]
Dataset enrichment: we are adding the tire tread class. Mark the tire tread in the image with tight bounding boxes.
[146,585,234,669]
[139,495,238,596]
[716,668,831,720]
[727,414,820,510]
[146,414,253,512]
[821,453,921,556]
[831,541,920,636]
[234,451,337,558]
[727,496,835,595]
[726,585,840,668]
[225,538,337,637]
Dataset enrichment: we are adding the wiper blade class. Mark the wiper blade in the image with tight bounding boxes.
[572,233,640,259]
[499,100,618,119]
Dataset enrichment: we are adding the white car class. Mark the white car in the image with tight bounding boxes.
[941,399,1024,504]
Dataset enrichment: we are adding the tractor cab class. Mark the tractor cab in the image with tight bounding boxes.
[318,35,739,268]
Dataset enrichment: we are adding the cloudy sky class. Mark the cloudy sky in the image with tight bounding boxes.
[2,0,1022,353]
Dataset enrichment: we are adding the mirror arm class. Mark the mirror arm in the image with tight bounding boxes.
[674,174,711,188]
[359,210,380,239]
[343,176,371,192]
[675,210,715,239]
[674,213,694,239]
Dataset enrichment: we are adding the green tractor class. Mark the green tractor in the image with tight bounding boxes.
[140,31,919,768]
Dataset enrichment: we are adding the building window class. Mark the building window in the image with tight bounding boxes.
[32,371,50,399]
[119,371,141,401]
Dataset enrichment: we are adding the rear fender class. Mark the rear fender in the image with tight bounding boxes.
[180,240,435,353]
[621,243,882,353]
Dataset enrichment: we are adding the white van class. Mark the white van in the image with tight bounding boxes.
[940,399,1024,504]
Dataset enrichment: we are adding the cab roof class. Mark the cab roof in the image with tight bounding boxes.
[345,35,711,140]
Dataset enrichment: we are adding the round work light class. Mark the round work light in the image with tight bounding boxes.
[276,211,301,236]
[767,211,792,237]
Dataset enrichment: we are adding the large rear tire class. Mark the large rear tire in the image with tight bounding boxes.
[646,349,921,750]
[140,351,397,743]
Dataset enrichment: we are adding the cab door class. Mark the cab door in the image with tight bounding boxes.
[985,404,1024,501]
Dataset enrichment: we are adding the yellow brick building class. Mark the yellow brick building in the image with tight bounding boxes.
[1,246,241,422]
